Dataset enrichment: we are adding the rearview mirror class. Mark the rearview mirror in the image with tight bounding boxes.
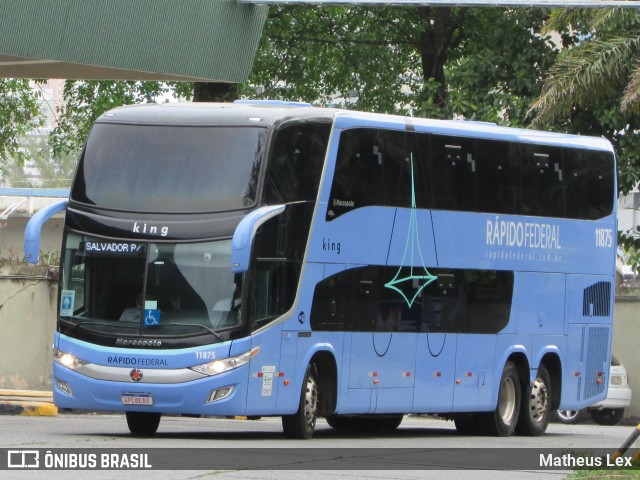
[231,204,285,273]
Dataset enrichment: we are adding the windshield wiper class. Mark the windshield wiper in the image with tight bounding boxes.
[61,319,137,334]
[163,323,224,342]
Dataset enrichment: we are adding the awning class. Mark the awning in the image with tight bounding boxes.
[0,0,268,82]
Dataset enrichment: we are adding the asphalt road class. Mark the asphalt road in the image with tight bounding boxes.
[0,413,637,480]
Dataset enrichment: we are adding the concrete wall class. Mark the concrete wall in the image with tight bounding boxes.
[0,265,57,390]
[0,211,62,391]
[611,293,640,422]
[0,216,64,264]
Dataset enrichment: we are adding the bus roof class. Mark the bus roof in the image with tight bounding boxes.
[94,102,339,128]
[95,102,614,152]
[334,110,615,152]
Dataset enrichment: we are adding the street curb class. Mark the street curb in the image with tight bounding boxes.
[0,390,57,416]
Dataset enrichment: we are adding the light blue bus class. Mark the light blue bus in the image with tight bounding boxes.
[25,101,617,438]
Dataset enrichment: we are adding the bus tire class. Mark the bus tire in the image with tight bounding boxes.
[516,365,551,436]
[590,408,624,426]
[126,412,161,436]
[478,361,521,436]
[282,363,319,439]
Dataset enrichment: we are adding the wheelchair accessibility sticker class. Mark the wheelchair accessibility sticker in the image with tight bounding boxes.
[144,300,160,327]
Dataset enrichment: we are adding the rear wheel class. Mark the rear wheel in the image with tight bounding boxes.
[126,412,161,436]
[282,364,319,439]
[516,365,551,436]
[477,361,521,436]
[590,408,624,426]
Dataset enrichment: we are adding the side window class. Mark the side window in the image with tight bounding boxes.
[249,215,298,330]
[521,144,564,217]
[477,140,521,215]
[310,266,513,334]
[263,123,331,205]
[464,270,513,334]
[327,128,429,220]
[248,204,313,331]
[327,129,385,220]
[380,130,430,209]
[564,149,614,220]
[347,268,380,332]
[310,272,346,332]
[431,135,478,211]
[251,260,300,331]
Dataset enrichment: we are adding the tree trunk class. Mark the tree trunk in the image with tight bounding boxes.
[193,82,238,102]
[417,7,466,110]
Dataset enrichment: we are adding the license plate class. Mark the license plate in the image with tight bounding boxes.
[610,376,623,385]
[121,393,153,406]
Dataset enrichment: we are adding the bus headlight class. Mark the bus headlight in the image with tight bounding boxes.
[191,347,259,376]
[53,348,88,370]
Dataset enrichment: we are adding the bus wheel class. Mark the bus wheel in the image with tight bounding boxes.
[516,365,551,436]
[282,364,319,439]
[478,361,521,436]
[126,412,161,436]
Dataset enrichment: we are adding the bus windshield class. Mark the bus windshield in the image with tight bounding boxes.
[59,233,242,340]
[71,123,267,213]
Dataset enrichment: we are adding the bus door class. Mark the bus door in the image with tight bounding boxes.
[347,264,417,414]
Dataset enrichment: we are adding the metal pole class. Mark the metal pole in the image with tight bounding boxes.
[239,0,640,7]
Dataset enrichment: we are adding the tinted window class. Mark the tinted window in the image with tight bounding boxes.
[564,149,614,220]
[249,203,314,330]
[59,234,242,346]
[431,135,478,211]
[72,123,267,213]
[521,144,564,217]
[327,128,429,220]
[325,128,613,221]
[477,140,521,215]
[311,265,513,334]
[263,122,331,204]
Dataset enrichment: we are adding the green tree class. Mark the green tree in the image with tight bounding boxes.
[0,79,43,181]
[529,8,640,126]
[528,8,640,194]
[3,132,76,188]
[244,5,559,124]
[528,8,640,259]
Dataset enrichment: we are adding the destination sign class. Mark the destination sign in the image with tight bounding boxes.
[81,242,145,255]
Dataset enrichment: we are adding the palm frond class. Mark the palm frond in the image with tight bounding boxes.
[622,63,640,113]
[543,8,588,34]
[543,8,638,40]
[529,35,640,125]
